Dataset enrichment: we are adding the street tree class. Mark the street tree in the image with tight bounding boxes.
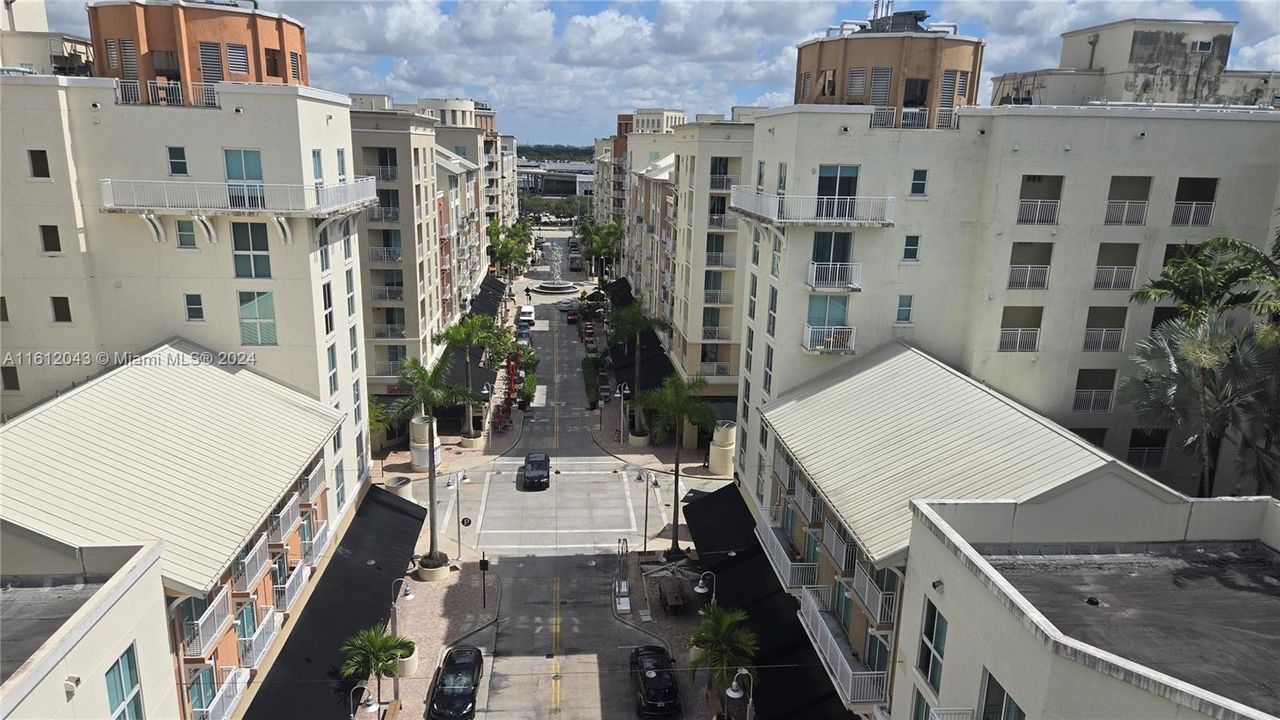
[433,315,498,438]
[608,298,672,431]
[687,604,758,696]
[637,374,717,559]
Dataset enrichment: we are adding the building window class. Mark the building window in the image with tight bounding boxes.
[748,274,757,319]
[896,295,914,324]
[910,689,931,720]
[167,147,188,176]
[751,228,760,265]
[327,344,339,395]
[353,380,363,423]
[39,225,61,253]
[51,296,72,323]
[1191,39,1213,53]
[818,69,836,96]
[1,366,19,391]
[770,236,781,278]
[903,235,920,261]
[745,327,754,371]
[289,51,301,81]
[758,424,768,449]
[335,458,347,508]
[848,67,867,95]
[264,48,282,77]
[104,645,144,720]
[917,597,948,693]
[28,150,50,178]
[322,282,335,336]
[0,297,8,322]
[356,431,367,477]
[226,43,249,74]
[176,220,197,248]
[910,169,928,196]
[343,235,352,261]
[756,161,765,190]
[319,239,331,274]
[105,39,118,69]
[741,379,751,421]
[238,291,278,345]
[766,287,777,337]
[184,293,204,321]
[981,671,1027,720]
[349,325,359,370]
[763,345,773,394]
[232,223,271,278]
[333,426,343,454]
[801,71,812,98]
[345,268,356,315]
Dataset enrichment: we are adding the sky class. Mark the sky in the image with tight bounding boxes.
[46,0,1280,144]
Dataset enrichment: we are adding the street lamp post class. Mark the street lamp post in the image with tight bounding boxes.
[694,571,717,606]
[639,470,659,553]
[389,578,414,704]
[614,383,630,444]
[725,668,755,720]
[349,680,371,719]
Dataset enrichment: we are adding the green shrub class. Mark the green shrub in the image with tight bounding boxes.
[582,357,599,401]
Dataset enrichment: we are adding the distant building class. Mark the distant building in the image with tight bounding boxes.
[0,0,92,76]
[516,160,594,196]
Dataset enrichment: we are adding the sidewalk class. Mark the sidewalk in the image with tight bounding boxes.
[590,398,733,481]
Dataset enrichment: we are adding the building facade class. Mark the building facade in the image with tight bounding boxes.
[0,0,92,77]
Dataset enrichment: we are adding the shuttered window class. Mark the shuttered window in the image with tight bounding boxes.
[105,39,118,69]
[226,43,249,75]
[289,52,301,80]
[847,68,866,96]
[940,69,957,108]
[801,71,812,98]
[238,291,277,345]
[118,38,137,80]
[198,42,223,82]
[870,67,892,105]
[957,70,970,100]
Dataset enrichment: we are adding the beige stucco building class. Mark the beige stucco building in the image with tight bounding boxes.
[0,0,92,77]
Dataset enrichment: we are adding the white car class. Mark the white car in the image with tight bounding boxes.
[557,299,578,312]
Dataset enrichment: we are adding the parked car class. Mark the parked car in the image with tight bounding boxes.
[521,452,551,490]
[517,305,536,325]
[428,645,484,719]
[629,646,680,716]
[516,326,531,345]
[557,299,578,312]
[566,310,578,324]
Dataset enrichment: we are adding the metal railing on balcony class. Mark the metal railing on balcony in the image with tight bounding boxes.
[821,518,857,573]
[190,83,218,108]
[1172,201,1214,226]
[232,534,269,592]
[708,213,738,230]
[369,246,403,263]
[704,289,734,305]
[998,328,1040,352]
[1127,447,1166,470]
[699,361,732,376]
[147,79,184,105]
[1094,265,1135,291]
[367,205,401,222]
[304,521,331,566]
[851,562,897,624]
[730,187,895,226]
[1073,389,1114,413]
[1007,265,1050,290]
[115,79,220,108]
[710,174,738,191]
[808,262,862,290]
[115,79,142,104]
[705,252,736,268]
[183,586,233,657]
[935,108,960,129]
[268,493,300,543]
[237,605,279,668]
[100,177,376,217]
[870,106,896,128]
[485,186,500,197]
[930,710,975,720]
[793,482,822,525]
[190,666,249,720]
[803,325,856,353]
[371,286,405,302]
[755,521,818,588]
[1016,199,1060,225]
[372,323,406,339]
[273,562,308,614]
[1083,327,1124,352]
[364,165,398,181]
[798,586,888,705]
[300,460,325,504]
[901,107,929,129]
[702,326,732,341]
[773,454,798,494]
[1104,200,1147,225]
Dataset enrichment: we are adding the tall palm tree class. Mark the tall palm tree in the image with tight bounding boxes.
[609,297,672,431]
[392,356,473,558]
[637,374,717,558]
[1120,318,1275,497]
[583,218,621,279]
[1131,241,1268,325]
[688,604,758,694]
[339,622,415,708]
[434,315,497,438]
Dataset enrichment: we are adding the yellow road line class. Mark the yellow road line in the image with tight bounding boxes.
[551,576,561,713]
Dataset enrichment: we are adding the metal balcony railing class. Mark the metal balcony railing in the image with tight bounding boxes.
[237,605,279,668]
[798,586,887,705]
[793,483,822,525]
[300,460,325,504]
[369,246,403,262]
[998,328,1040,352]
[704,289,734,305]
[1172,201,1214,226]
[930,710,975,720]
[371,286,405,302]
[100,177,376,217]
[364,165,397,181]
[705,252,736,268]
[115,79,220,108]
[183,586,233,657]
[372,323,406,339]
[730,186,895,226]
[1094,265,1135,291]
[708,213,738,230]
[147,79,184,105]
[808,262,862,290]
[1104,200,1147,225]
[273,562,308,614]
[303,521,331,566]
[702,326,732,341]
[851,562,897,624]
[803,325,856,353]
[267,493,300,543]
[231,534,269,592]
[710,175,738,190]
[367,205,401,222]
[190,666,249,720]
[1007,265,1049,289]
[1128,447,1166,470]
[821,518,857,573]
[374,359,405,377]
[1016,199,1060,225]
[870,106,896,128]
[699,361,732,376]
[773,454,797,494]
[901,107,929,129]
[1073,389,1114,413]
[1083,327,1124,352]
[755,521,818,588]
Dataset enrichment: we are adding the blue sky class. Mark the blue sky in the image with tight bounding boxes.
[47,0,1279,144]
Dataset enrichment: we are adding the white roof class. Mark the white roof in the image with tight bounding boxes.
[434,146,478,173]
[0,339,343,595]
[639,154,675,181]
[762,343,1115,565]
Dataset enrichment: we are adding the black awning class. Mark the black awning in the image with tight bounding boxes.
[607,330,674,393]
[705,397,736,423]
[604,277,634,307]
[471,273,507,318]
[243,488,426,720]
[683,485,850,720]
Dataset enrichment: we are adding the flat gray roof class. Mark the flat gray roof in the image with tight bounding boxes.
[985,543,1280,714]
[0,580,106,684]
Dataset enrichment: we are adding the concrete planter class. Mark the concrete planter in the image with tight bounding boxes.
[409,416,440,471]
[689,644,705,665]
[396,645,418,678]
[386,476,413,500]
[414,563,450,582]
[628,432,650,448]
[459,434,484,449]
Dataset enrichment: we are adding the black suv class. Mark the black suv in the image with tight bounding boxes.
[629,645,680,715]
[521,452,550,490]
[428,645,483,719]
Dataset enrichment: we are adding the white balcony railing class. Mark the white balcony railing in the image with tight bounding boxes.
[303,521,331,566]
[702,326,732,341]
[147,79,184,105]
[373,360,404,376]
[371,285,405,302]
[731,186,895,226]
[699,361,732,376]
[267,493,300,544]
[273,562,308,614]
[803,325,856,353]
[931,710,975,720]
[710,174,738,190]
[300,460,325,504]
[1172,201,1214,226]
[808,262,862,290]
[1007,265,1049,290]
[100,177,376,217]
[232,534,270,593]
[793,482,819,525]
[369,246,403,263]
[708,213,738,230]
[115,79,142,104]
[191,666,249,720]
[237,605,279,668]
[1073,389,1114,413]
[773,454,797,494]
[798,586,887,705]
[1016,199,1060,225]
[1094,265,1135,291]
[372,323,406,339]
[998,328,1040,352]
[935,108,960,129]
[1104,200,1147,225]
[755,522,818,588]
[1127,447,1166,470]
[870,106,896,128]
[365,165,398,181]
[367,205,401,222]
[190,83,218,108]
[901,107,929,129]
[115,79,219,108]
[704,289,734,305]
[1083,327,1124,352]
[705,252,736,268]
[183,586,233,657]
[821,518,857,573]
[851,562,897,624]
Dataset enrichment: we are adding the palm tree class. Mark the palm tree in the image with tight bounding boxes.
[434,315,497,438]
[1131,241,1268,325]
[1120,318,1275,497]
[339,622,415,709]
[688,604,758,695]
[609,298,672,432]
[392,356,473,559]
[582,218,621,279]
[637,374,717,558]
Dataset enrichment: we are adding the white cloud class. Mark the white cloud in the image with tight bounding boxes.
[1234,33,1280,69]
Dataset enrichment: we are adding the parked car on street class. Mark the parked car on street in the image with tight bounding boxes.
[517,305,536,325]
[521,452,551,490]
[428,645,484,719]
[557,299,578,312]
[516,326,531,345]
[629,646,680,716]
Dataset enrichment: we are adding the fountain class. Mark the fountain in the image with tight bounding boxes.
[532,241,579,294]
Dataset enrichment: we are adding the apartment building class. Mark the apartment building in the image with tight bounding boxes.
[434,146,486,320]
[1,339,343,720]
[0,0,92,76]
[992,18,1279,107]
[592,137,614,223]
[499,133,519,222]
[406,98,517,230]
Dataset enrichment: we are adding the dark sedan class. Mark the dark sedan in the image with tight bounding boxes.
[629,645,680,715]
[428,645,484,719]
[521,452,550,490]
